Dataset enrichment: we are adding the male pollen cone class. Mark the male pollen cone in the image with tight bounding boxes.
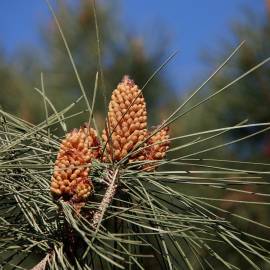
[143,126,170,171]
[50,125,100,202]
[102,76,147,161]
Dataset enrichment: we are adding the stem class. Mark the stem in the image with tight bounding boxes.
[92,168,119,230]
[31,253,51,270]
[32,169,119,269]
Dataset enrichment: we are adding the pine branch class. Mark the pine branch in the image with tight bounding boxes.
[31,253,51,270]
[92,168,119,229]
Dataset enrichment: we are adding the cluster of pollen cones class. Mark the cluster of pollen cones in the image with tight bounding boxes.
[50,76,170,202]
[50,127,99,202]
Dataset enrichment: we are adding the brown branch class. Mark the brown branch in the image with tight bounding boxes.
[92,168,119,229]
[31,253,52,270]
[32,169,119,269]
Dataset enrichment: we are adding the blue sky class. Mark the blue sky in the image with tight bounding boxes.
[0,0,265,92]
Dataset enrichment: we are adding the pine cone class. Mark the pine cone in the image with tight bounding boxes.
[102,76,147,161]
[50,126,100,202]
[143,126,170,171]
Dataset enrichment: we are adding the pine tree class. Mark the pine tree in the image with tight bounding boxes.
[1,1,270,270]
[183,1,270,161]
[40,0,173,128]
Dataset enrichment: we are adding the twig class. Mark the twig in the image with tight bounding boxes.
[32,169,119,269]
[31,253,51,270]
[92,168,119,230]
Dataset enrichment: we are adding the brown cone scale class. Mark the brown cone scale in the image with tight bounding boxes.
[102,76,147,161]
[50,126,100,202]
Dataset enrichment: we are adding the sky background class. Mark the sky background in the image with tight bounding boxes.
[0,0,266,93]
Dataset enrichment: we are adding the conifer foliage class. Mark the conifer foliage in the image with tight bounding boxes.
[1,2,270,270]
